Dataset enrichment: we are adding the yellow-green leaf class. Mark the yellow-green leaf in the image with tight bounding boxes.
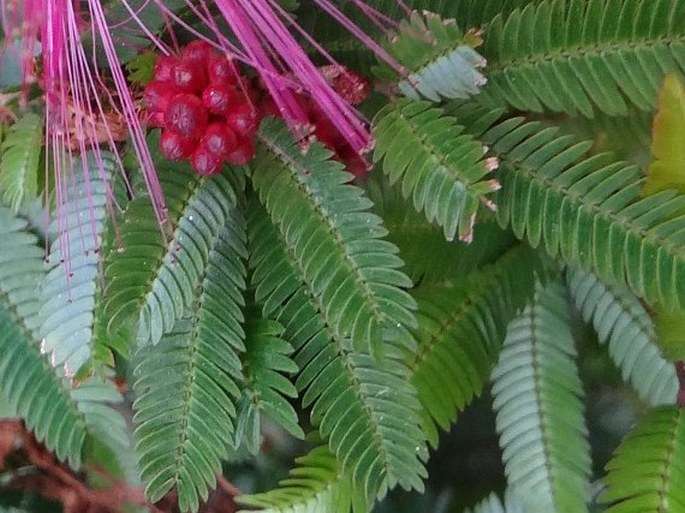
[643,74,685,196]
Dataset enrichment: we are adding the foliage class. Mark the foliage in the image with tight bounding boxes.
[373,99,497,242]
[567,267,678,405]
[252,117,418,359]
[409,245,539,446]
[235,310,304,454]
[132,176,247,511]
[5,2,685,513]
[379,11,487,101]
[492,281,590,512]
[40,153,113,376]
[601,407,685,512]
[247,197,427,500]
[0,113,42,212]
[0,198,126,471]
[237,445,369,513]
[454,101,685,313]
[479,0,685,117]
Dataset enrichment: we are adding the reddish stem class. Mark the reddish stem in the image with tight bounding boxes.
[676,362,685,407]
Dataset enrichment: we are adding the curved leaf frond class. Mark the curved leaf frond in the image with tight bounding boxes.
[367,174,516,286]
[566,267,677,406]
[373,99,498,242]
[40,153,113,376]
[410,245,539,446]
[481,0,685,117]
[602,407,685,512]
[248,199,427,500]
[237,445,369,513]
[133,207,247,512]
[0,302,86,468]
[252,117,417,358]
[103,136,244,347]
[455,103,685,311]
[236,310,304,454]
[0,113,42,212]
[491,281,590,513]
[381,11,486,102]
[0,204,126,469]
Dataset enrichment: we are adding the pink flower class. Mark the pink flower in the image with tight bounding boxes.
[4,0,167,237]
[3,0,403,250]
[129,0,404,156]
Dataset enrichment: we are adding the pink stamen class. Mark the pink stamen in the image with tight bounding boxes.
[89,0,168,229]
[120,0,172,55]
[108,0,154,30]
[347,0,400,32]
[313,0,405,76]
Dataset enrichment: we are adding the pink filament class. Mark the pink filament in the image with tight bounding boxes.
[88,0,168,228]
[217,0,373,154]
[312,0,404,75]
[3,0,169,288]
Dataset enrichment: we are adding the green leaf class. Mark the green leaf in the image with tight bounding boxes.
[480,0,685,117]
[380,11,486,102]
[0,113,42,212]
[133,205,248,513]
[643,73,685,196]
[367,173,516,286]
[491,281,591,513]
[602,407,685,512]
[103,134,244,348]
[409,245,539,446]
[39,152,113,376]
[237,445,370,513]
[235,309,304,454]
[567,268,678,405]
[252,117,417,358]
[126,51,157,85]
[373,99,498,242]
[0,302,86,468]
[247,199,427,500]
[455,102,685,312]
[0,203,126,468]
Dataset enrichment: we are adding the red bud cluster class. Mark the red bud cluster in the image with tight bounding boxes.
[144,41,372,177]
[143,41,259,176]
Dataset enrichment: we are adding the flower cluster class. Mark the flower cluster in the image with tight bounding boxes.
[143,41,259,176]
[144,40,373,177]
